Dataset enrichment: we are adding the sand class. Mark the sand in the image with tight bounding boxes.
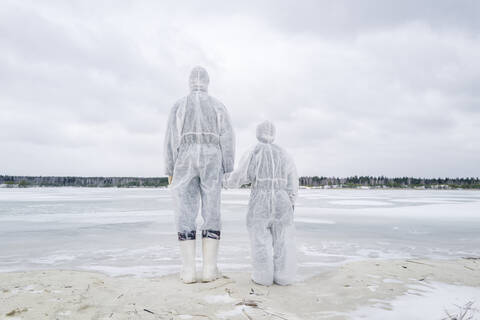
[1,258,479,320]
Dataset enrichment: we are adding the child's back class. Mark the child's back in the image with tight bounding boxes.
[225,121,298,286]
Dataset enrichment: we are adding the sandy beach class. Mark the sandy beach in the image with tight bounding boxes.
[1,258,479,320]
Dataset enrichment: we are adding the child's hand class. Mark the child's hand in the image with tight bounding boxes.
[222,174,230,189]
[221,177,227,189]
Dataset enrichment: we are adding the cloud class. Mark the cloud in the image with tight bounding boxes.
[0,0,479,177]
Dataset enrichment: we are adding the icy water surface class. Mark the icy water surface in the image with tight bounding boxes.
[0,188,479,279]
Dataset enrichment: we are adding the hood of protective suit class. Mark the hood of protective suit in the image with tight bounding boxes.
[189,66,209,92]
[256,121,276,144]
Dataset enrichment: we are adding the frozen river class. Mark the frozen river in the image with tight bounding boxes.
[1,188,479,279]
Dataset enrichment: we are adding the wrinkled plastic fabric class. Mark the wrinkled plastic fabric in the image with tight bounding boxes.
[224,121,298,285]
[164,66,235,237]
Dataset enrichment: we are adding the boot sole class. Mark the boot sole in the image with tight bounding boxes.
[183,280,197,284]
[202,272,220,282]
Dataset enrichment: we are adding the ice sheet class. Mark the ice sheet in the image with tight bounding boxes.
[1,188,479,278]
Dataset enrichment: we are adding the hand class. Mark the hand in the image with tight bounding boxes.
[168,176,172,185]
[221,174,229,189]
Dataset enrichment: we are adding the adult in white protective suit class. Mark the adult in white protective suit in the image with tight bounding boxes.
[164,66,235,283]
[224,121,298,286]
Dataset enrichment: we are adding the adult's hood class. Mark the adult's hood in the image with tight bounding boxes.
[189,66,209,92]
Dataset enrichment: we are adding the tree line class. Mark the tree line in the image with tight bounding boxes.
[1,175,479,189]
[299,176,480,189]
[0,175,169,188]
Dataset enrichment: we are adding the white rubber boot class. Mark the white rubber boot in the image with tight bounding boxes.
[202,238,220,282]
[179,240,196,284]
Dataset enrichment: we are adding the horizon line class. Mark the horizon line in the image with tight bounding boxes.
[1,174,479,179]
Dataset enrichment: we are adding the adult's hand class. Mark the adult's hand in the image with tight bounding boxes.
[168,176,172,185]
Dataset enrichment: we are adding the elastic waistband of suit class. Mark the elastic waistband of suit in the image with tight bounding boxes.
[253,179,288,190]
[180,133,220,146]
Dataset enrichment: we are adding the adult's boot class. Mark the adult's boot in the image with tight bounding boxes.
[179,240,196,283]
[202,238,220,282]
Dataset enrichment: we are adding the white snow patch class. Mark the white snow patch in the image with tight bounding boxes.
[351,282,480,320]
[295,218,336,224]
[383,279,403,284]
[203,294,235,304]
[329,200,391,206]
[57,310,72,316]
[217,306,245,318]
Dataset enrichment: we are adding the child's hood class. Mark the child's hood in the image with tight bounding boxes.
[256,121,275,144]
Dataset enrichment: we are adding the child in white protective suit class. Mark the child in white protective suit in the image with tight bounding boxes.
[224,121,298,286]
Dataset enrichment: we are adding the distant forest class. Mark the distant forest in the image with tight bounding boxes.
[0,175,169,188]
[1,175,480,189]
[299,176,480,189]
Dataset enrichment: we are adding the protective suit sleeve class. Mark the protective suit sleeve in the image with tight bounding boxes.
[219,107,235,174]
[223,148,255,188]
[285,153,299,207]
[164,103,181,176]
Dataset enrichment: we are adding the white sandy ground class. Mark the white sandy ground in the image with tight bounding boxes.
[0,259,479,320]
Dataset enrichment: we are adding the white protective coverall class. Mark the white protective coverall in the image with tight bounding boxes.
[224,121,298,286]
[164,66,235,240]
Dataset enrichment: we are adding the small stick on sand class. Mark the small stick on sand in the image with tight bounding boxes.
[236,299,289,320]
[204,280,235,291]
[144,308,155,314]
[242,308,253,320]
[236,299,260,307]
[442,301,476,320]
[405,260,435,267]
[256,307,290,320]
[190,314,212,319]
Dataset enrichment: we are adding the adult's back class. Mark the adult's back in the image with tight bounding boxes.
[163,66,235,284]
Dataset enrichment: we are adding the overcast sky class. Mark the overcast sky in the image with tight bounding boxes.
[1,0,479,177]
